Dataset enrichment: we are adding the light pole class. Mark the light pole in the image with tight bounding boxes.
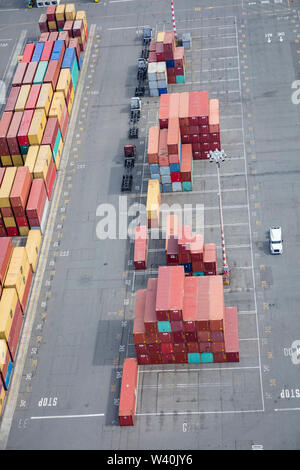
[209,149,230,285]
[170,1,177,39]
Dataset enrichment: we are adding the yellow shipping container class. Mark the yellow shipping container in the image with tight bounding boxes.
[65,3,76,20]
[25,146,39,175]
[49,91,65,124]
[76,11,87,31]
[146,180,160,219]
[0,384,5,417]
[48,21,57,30]
[0,288,18,342]
[56,69,71,99]
[25,229,42,272]
[12,155,23,167]
[54,139,63,171]
[3,217,16,228]
[33,145,52,180]
[14,84,31,112]
[28,109,47,145]
[156,32,165,43]
[0,339,8,371]
[55,4,65,21]
[5,247,30,301]
[0,167,17,208]
[36,83,53,116]
[19,226,29,237]
[67,87,74,115]
[0,156,12,167]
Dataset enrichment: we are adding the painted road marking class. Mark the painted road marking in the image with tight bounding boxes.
[31,413,105,420]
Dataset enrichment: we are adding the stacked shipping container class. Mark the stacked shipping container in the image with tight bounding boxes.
[133,266,239,365]
[148,31,186,85]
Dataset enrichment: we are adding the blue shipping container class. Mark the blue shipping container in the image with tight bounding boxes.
[31,42,44,62]
[181,263,192,273]
[182,181,193,191]
[162,183,172,193]
[158,87,168,96]
[151,174,160,181]
[160,165,170,176]
[4,360,13,390]
[172,182,182,192]
[188,353,201,364]
[166,59,175,68]
[62,47,76,69]
[150,163,159,174]
[170,163,180,173]
[161,174,171,184]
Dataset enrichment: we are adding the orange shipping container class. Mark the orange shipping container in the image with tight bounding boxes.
[158,128,168,157]
[159,93,170,129]
[147,126,160,164]
[118,358,138,426]
[167,117,180,154]
[179,91,189,128]
[10,166,32,209]
[168,92,180,118]
[209,276,224,331]
[209,99,220,134]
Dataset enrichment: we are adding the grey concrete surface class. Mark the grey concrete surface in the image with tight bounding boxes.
[0,0,299,450]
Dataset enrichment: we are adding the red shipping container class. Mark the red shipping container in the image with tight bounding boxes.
[158,128,168,158]
[133,289,146,344]
[7,111,23,155]
[148,51,157,63]
[224,306,239,362]
[208,276,224,331]
[174,46,185,68]
[1,207,13,218]
[198,91,209,124]
[22,44,35,63]
[181,134,191,145]
[73,20,84,37]
[163,31,175,54]
[213,352,226,363]
[38,14,48,34]
[7,299,22,362]
[5,87,21,113]
[147,126,159,164]
[17,110,34,147]
[0,227,7,237]
[15,216,28,227]
[12,63,28,87]
[63,21,74,38]
[58,31,70,48]
[6,227,18,237]
[48,32,59,42]
[159,94,170,129]
[39,32,50,43]
[178,225,193,254]
[10,166,32,209]
[197,330,211,342]
[135,343,147,355]
[148,352,162,364]
[167,67,175,77]
[134,225,148,270]
[144,278,158,334]
[136,353,150,365]
[147,343,161,354]
[170,172,181,183]
[167,74,177,85]
[167,118,180,155]
[149,40,156,52]
[161,353,175,364]
[199,133,210,143]
[170,320,183,332]
[12,206,26,218]
[25,86,41,111]
[184,331,197,343]
[209,99,220,134]
[210,141,221,152]
[211,341,225,353]
[46,6,56,21]
[195,277,210,330]
[190,234,204,262]
[57,20,65,30]
[119,358,138,426]
[174,352,188,363]
[178,253,191,265]
[200,124,209,134]
[158,331,173,343]
[199,342,212,353]
[41,117,59,152]
[156,310,169,322]
[173,330,185,343]
[22,62,38,85]
[44,157,56,200]
[59,105,69,142]
[180,144,193,182]
[204,243,217,276]
[44,60,61,90]
[186,342,199,353]
[166,238,179,266]
[0,112,13,156]
[0,237,13,286]
[173,343,187,353]
[161,343,174,354]
[169,309,182,321]
[145,331,159,344]
[26,178,48,223]
[41,41,54,62]
[211,330,224,342]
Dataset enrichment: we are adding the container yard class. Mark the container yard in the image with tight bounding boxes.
[0,0,298,452]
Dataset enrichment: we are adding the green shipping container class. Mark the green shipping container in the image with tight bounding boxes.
[182,181,192,191]
[157,321,172,333]
[188,353,201,363]
[71,60,79,91]
[52,128,62,161]
[200,352,213,363]
[33,61,48,85]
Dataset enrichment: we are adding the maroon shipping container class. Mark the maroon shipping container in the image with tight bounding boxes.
[146,343,161,354]
[58,31,70,48]
[39,32,50,43]
[148,352,162,364]
[46,6,56,21]
[199,342,212,353]
[38,14,48,34]
[184,331,197,343]
[174,352,188,363]
[213,352,226,363]
[7,111,23,155]
[135,343,147,354]
[161,343,174,354]
[63,21,74,37]
[211,341,225,353]
[158,332,173,343]
[25,85,41,111]
[26,178,48,224]
[195,277,210,331]
[197,330,211,343]
[136,353,150,365]
[159,94,170,129]
[170,320,183,333]
[145,331,159,344]
[12,63,28,87]
[173,342,187,353]
[7,297,23,362]
[144,278,158,334]
[44,158,56,200]
[5,86,21,113]
[161,353,175,364]
[68,38,80,63]
[118,358,138,426]
[41,117,59,152]
[0,237,13,286]
[22,267,33,312]
[186,342,199,353]
[16,216,28,227]
[203,243,217,276]
[224,306,239,362]
[200,124,209,133]
[190,234,204,262]
[1,207,13,218]
[173,330,185,343]
[133,289,147,344]
[59,102,69,142]
[73,20,83,37]
[0,112,13,156]
[10,166,32,209]
[211,330,224,342]
[57,20,66,30]
[166,237,179,266]
[43,60,60,90]
[22,62,38,85]
[22,44,35,63]
[6,227,18,237]
[41,41,54,62]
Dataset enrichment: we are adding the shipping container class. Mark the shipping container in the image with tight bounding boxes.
[134,225,148,270]
[22,62,38,85]
[43,60,61,90]
[209,99,220,134]
[33,61,48,85]
[224,306,239,362]
[133,289,147,344]
[28,109,47,145]
[5,87,20,113]
[159,93,170,128]
[0,168,17,209]
[49,91,65,124]
[17,109,34,147]
[155,266,185,321]
[12,62,28,87]
[0,288,18,342]
[22,44,35,63]
[10,166,32,211]
[25,146,39,175]
[147,126,160,164]
[0,238,13,287]
[118,358,138,426]
[144,278,158,334]
[26,178,48,225]
[167,117,180,155]
[36,82,53,115]
[41,118,59,152]
[6,298,23,362]
[0,112,13,156]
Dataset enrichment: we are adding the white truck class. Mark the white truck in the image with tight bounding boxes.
[269,226,283,254]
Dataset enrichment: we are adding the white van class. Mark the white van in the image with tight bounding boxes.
[269,226,283,254]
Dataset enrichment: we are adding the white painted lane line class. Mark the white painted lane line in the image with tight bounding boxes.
[139,366,260,373]
[135,409,263,416]
[189,46,238,51]
[31,413,105,420]
[176,25,235,30]
[107,25,148,30]
[274,408,300,412]
[186,67,239,74]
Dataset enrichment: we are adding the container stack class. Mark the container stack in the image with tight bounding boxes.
[148,31,186,85]
[133,266,239,365]
[0,231,42,415]
[134,225,148,270]
[147,62,168,97]
[0,4,88,237]
[146,179,161,229]
[164,215,217,276]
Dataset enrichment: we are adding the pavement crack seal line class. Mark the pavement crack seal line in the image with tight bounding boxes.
[0,24,96,450]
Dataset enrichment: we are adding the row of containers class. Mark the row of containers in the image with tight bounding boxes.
[0,233,42,416]
[133,266,239,366]
[147,32,186,96]
[0,6,88,237]
[133,215,217,276]
[147,91,220,193]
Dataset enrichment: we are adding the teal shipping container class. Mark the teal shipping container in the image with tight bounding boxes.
[20,144,30,155]
[176,74,185,84]
[188,353,201,363]
[71,59,79,91]
[193,272,205,276]
[200,352,213,363]
[157,321,172,333]
[182,181,192,191]
[33,61,48,85]
[52,128,62,161]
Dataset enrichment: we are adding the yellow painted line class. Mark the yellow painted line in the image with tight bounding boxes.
[263,302,269,310]
[265,326,271,334]
[257,242,262,248]
[268,352,273,359]
[251,169,257,175]
[256,220,261,226]
[0,24,97,451]
[269,379,276,387]
[255,202,260,208]
[251,155,256,160]
[261,280,267,287]
[253,185,258,191]
[260,264,265,270]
